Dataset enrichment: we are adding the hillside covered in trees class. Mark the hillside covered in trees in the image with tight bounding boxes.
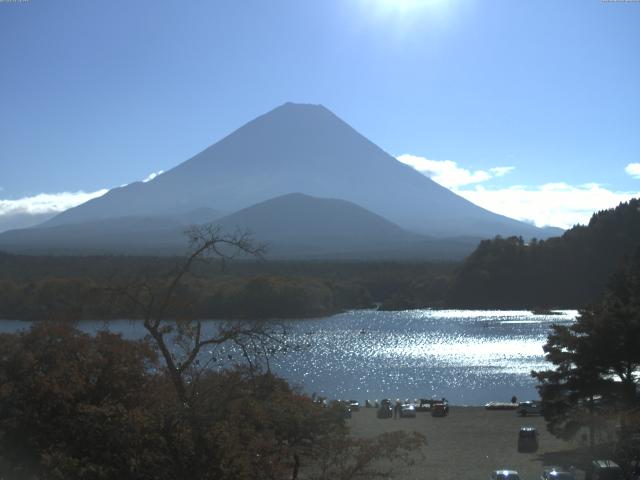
[447,199,640,308]
[0,253,455,321]
[2,199,638,319]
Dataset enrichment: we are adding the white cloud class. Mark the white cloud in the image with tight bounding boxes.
[625,163,640,179]
[143,170,164,183]
[400,153,640,229]
[456,183,639,229]
[396,154,513,188]
[0,189,109,217]
[489,166,515,177]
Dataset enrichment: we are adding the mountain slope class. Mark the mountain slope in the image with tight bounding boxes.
[42,102,554,239]
[217,192,416,249]
[214,193,477,259]
[0,211,58,234]
[0,208,221,255]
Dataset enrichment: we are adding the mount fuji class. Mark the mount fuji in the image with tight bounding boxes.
[0,103,561,257]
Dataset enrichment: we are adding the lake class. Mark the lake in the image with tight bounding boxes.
[0,309,577,405]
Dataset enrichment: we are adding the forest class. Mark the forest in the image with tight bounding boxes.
[0,249,455,321]
[1,200,640,321]
[447,199,640,308]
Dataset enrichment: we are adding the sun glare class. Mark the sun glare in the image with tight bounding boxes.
[355,0,453,30]
[361,0,448,17]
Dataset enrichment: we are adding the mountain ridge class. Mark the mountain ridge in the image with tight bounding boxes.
[0,193,481,259]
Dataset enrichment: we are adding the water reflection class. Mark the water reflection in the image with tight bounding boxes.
[268,309,577,404]
[0,309,577,405]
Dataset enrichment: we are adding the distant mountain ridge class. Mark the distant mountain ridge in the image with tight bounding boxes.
[0,193,481,259]
[0,208,221,255]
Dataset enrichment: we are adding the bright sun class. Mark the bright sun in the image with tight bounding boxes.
[364,0,447,15]
[357,0,451,25]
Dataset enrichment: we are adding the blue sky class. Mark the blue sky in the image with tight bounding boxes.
[1,0,639,229]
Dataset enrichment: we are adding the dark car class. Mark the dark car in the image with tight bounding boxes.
[416,397,449,412]
[416,398,435,412]
[330,400,352,419]
[518,401,542,416]
[517,426,538,452]
[431,402,449,417]
[585,460,623,480]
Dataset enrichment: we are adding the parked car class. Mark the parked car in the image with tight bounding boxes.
[416,397,448,412]
[518,401,542,416]
[348,400,360,412]
[400,403,416,418]
[377,399,393,419]
[416,398,435,412]
[491,470,521,480]
[330,400,352,418]
[431,402,449,417]
[517,426,539,452]
[485,401,518,410]
[541,466,576,480]
[585,460,623,480]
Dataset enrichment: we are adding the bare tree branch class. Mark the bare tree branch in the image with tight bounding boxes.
[109,224,274,405]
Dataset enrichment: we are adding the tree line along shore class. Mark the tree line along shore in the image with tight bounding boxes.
[2,199,639,321]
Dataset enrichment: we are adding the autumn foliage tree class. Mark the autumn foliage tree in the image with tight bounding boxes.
[0,322,161,480]
[0,322,425,480]
[0,226,426,479]
[0,322,350,480]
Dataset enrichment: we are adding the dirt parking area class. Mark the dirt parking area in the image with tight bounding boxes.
[346,407,586,480]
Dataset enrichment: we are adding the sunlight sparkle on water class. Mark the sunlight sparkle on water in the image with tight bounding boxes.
[0,309,578,404]
[271,309,577,403]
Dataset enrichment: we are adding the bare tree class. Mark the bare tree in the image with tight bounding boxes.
[111,224,277,404]
[108,225,427,480]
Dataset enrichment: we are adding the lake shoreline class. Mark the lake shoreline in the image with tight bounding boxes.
[0,306,579,323]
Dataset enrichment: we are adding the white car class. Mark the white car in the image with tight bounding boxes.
[400,404,416,418]
[541,466,576,480]
[491,470,520,480]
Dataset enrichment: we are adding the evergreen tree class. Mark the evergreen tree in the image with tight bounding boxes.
[533,250,640,447]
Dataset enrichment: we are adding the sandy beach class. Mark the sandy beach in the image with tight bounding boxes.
[346,406,586,480]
